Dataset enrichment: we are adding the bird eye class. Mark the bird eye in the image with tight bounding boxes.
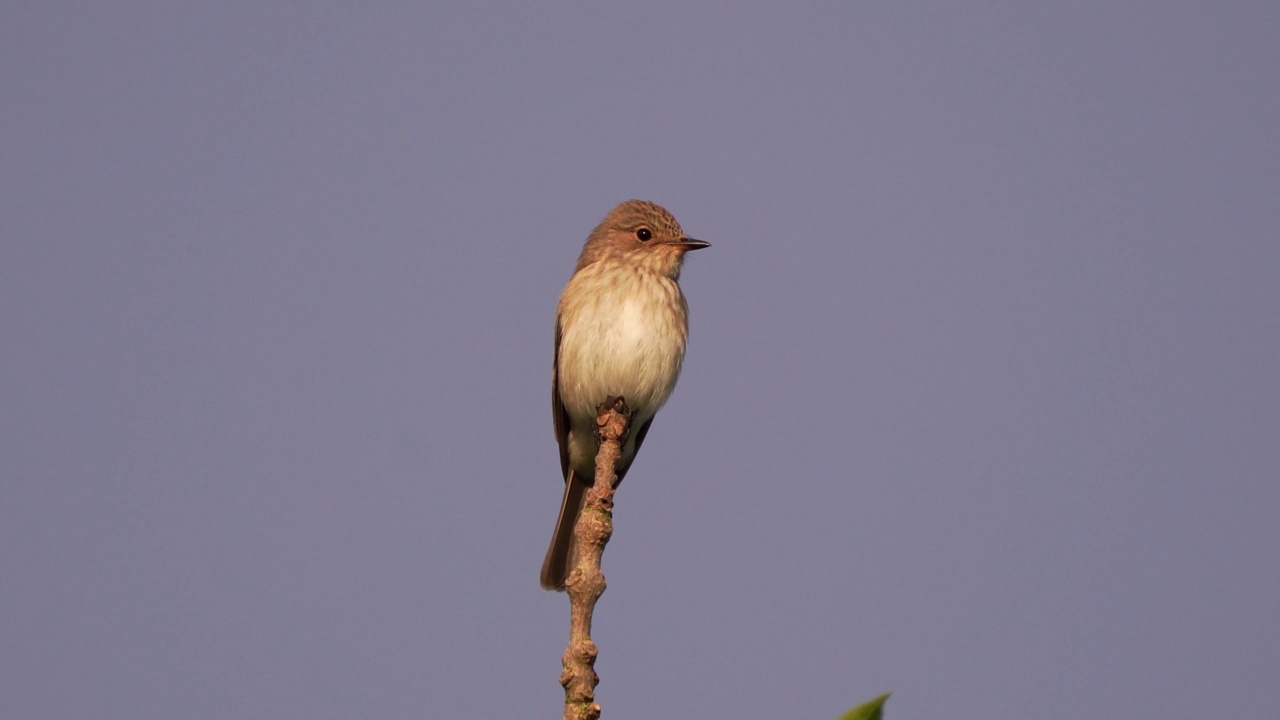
[636,228,652,241]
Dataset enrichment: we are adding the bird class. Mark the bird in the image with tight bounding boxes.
[540,200,709,590]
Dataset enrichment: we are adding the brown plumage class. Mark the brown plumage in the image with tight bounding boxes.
[541,200,709,590]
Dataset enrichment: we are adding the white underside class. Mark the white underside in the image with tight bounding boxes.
[556,266,687,476]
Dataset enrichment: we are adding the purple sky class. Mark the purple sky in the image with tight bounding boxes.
[3,3,1277,718]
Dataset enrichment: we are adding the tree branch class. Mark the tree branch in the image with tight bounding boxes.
[560,396,631,720]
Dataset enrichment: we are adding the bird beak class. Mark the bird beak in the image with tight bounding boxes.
[669,238,710,252]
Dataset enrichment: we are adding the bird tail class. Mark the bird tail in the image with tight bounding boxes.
[540,471,588,590]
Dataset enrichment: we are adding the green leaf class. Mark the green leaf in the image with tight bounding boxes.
[834,692,891,720]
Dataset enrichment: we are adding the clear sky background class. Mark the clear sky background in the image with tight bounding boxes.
[3,2,1277,718]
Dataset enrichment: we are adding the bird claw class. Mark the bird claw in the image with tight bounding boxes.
[594,396,632,445]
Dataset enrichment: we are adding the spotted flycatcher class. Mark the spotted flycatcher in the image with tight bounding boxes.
[540,200,709,590]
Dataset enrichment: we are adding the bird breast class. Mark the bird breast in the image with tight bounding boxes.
[556,265,689,422]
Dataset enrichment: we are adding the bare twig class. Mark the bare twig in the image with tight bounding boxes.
[560,396,631,720]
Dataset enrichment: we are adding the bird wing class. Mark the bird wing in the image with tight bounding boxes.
[615,416,653,485]
[552,317,571,481]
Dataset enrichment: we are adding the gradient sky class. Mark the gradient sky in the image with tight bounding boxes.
[3,2,1277,718]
